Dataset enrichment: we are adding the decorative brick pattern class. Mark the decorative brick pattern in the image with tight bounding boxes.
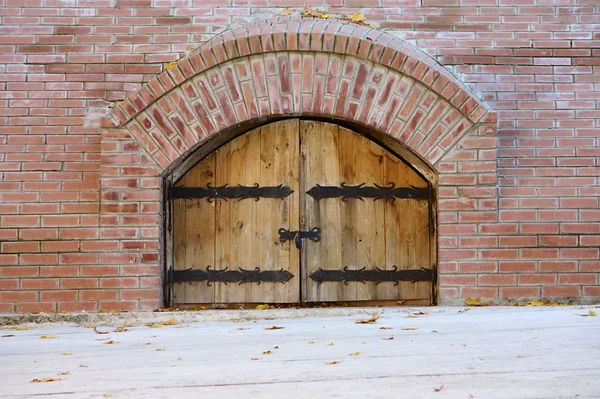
[0,2,598,312]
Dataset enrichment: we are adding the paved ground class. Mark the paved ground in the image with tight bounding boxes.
[1,306,599,399]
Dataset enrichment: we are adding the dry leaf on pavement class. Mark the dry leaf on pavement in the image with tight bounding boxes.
[355,313,380,324]
[379,327,392,330]
[280,8,294,16]
[32,378,61,383]
[433,385,444,392]
[402,328,418,331]
[265,326,284,330]
[61,352,71,356]
[327,342,334,346]
[113,326,128,333]
[580,310,597,317]
[103,340,119,345]
[40,334,57,339]
[250,357,262,361]
[262,350,272,355]
[309,340,319,344]
[237,328,249,330]
[255,304,273,310]
[94,327,109,335]
[348,352,360,356]
[58,371,70,376]
[382,337,394,340]
[325,361,341,365]
[465,297,491,306]
[2,334,15,337]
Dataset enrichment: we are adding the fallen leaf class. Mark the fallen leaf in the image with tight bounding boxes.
[465,297,491,306]
[580,310,597,317]
[432,330,438,333]
[433,384,444,392]
[406,315,417,319]
[348,352,360,356]
[368,24,377,29]
[113,326,127,333]
[301,6,330,19]
[2,334,15,337]
[32,378,61,383]
[40,334,57,339]
[396,300,406,305]
[262,350,272,355]
[95,338,109,341]
[327,342,334,346]
[274,346,279,349]
[61,352,72,356]
[382,337,394,340]
[402,328,419,331]
[104,395,112,398]
[526,299,548,306]
[379,327,392,330]
[174,325,188,328]
[103,340,119,345]
[155,348,166,351]
[469,395,474,398]
[325,361,341,365]
[458,308,471,313]
[94,327,109,335]
[236,328,249,330]
[309,340,319,344]
[350,12,366,23]
[147,319,177,328]
[165,61,178,71]
[355,312,380,324]
[250,357,262,361]
[12,327,32,331]
[255,304,273,310]
[264,326,284,330]
[58,371,70,376]
[414,311,428,315]
[279,8,294,16]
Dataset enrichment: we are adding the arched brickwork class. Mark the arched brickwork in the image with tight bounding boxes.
[101,16,498,308]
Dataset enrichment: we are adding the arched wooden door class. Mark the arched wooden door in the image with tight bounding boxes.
[169,119,435,306]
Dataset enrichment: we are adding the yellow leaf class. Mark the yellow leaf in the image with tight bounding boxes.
[355,312,380,324]
[165,61,178,71]
[104,394,112,398]
[525,299,547,306]
[155,348,166,351]
[279,8,294,16]
[250,357,262,361]
[309,340,319,344]
[32,378,61,383]
[581,310,597,317]
[348,352,360,356]
[255,304,273,310]
[147,318,177,328]
[13,327,32,331]
[264,326,284,330]
[465,297,490,306]
[40,334,57,339]
[350,13,366,23]
[58,371,70,376]
[406,315,417,319]
[325,360,341,365]
[369,24,377,29]
[61,352,71,356]
[327,342,334,346]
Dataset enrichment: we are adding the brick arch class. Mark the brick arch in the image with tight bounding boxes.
[104,16,496,172]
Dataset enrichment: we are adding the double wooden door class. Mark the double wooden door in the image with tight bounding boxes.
[170,119,435,305]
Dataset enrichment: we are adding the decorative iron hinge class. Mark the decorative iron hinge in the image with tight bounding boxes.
[278,227,321,249]
[169,183,293,201]
[306,183,432,201]
[171,266,294,285]
[309,266,434,285]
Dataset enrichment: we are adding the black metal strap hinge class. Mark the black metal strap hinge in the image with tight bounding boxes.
[309,266,434,285]
[169,183,293,201]
[170,266,294,285]
[278,227,321,249]
[306,183,432,201]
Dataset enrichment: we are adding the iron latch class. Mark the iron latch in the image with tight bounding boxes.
[278,227,321,249]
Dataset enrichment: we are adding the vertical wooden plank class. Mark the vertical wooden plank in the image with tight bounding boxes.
[183,153,216,303]
[258,119,300,303]
[384,153,431,301]
[301,120,343,302]
[172,179,187,305]
[337,127,387,301]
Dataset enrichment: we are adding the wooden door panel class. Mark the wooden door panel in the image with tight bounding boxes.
[301,120,433,303]
[172,119,300,304]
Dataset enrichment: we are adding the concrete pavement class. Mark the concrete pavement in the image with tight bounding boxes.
[1,306,599,399]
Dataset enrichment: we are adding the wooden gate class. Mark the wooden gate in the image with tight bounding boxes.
[169,119,435,306]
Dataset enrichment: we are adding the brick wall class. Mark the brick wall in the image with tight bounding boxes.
[0,0,598,312]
